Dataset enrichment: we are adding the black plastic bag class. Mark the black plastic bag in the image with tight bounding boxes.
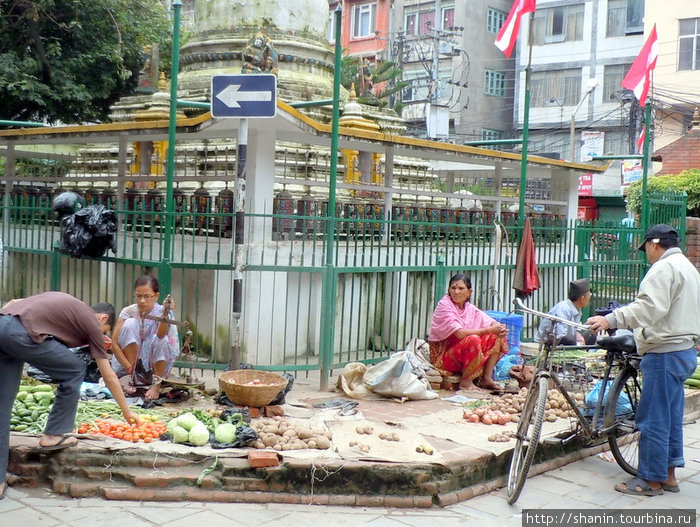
[268,373,294,406]
[57,204,118,259]
[27,345,101,383]
[209,424,259,449]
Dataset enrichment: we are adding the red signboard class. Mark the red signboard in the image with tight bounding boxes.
[578,173,593,196]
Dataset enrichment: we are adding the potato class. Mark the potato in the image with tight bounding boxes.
[282,429,297,439]
[316,436,331,449]
[307,439,317,449]
[297,427,314,440]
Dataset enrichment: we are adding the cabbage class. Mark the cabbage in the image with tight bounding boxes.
[176,413,199,431]
[166,418,179,435]
[172,425,190,444]
[188,424,210,446]
[214,423,237,444]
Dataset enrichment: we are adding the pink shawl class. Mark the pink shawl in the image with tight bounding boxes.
[428,294,495,342]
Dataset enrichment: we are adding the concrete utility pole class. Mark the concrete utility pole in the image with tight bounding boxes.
[568,78,598,161]
[431,0,442,104]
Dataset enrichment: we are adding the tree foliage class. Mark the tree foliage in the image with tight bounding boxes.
[625,169,700,217]
[0,0,173,124]
[340,55,408,112]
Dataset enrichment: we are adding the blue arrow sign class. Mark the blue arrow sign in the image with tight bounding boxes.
[211,74,277,118]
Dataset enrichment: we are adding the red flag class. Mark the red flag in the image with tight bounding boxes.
[622,24,659,106]
[636,127,645,154]
[494,0,536,58]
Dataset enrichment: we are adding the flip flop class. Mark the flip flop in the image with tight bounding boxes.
[36,435,78,452]
[662,483,680,493]
[614,477,663,496]
[0,481,8,500]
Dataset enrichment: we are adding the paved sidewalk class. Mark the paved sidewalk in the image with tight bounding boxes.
[2,418,698,527]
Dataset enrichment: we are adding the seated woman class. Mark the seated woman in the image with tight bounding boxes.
[428,273,509,391]
[110,275,179,400]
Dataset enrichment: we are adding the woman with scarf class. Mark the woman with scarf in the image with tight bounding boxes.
[428,273,508,391]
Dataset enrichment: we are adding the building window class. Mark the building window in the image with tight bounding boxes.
[484,70,506,96]
[481,129,503,141]
[352,2,377,39]
[531,69,582,106]
[679,18,700,71]
[603,64,631,101]
[327,9,340,43]
[487,8,507,34]
[533,4,584,44]
[404,4,455,36]
[607,0,644,37]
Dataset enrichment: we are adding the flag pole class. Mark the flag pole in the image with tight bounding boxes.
[517,12,534,241]
[640,101,651,233]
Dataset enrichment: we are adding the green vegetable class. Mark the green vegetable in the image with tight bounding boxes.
[214,423,237,443]
[31,385,54,393]
[685,378,700,388]
[188,424,210,446]
[196,457,218,486]
[176,413,200,431]
[172,425,190,444]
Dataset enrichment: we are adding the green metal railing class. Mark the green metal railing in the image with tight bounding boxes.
[0,182,687,383]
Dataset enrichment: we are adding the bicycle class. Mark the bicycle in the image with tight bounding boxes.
[505,298,642,504]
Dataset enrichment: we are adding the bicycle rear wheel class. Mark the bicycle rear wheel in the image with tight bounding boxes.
[506,375,549,504]
[604,366,641,475]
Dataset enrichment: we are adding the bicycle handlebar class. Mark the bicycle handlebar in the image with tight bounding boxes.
[514,297,592,331]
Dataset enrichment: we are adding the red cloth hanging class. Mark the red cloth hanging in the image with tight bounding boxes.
[513,216,541,299]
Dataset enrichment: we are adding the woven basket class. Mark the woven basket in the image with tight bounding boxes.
[218,370,288,407]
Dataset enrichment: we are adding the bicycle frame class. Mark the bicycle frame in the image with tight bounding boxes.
[514,298,634,441]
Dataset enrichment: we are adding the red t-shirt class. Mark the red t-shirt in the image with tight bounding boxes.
[1,291,108,360]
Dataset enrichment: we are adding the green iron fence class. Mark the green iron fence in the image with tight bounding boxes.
[0,152,688,385]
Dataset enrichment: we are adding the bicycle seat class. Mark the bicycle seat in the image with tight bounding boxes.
[596,332,637,354]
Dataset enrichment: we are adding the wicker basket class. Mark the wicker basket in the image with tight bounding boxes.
[218,370,288,407]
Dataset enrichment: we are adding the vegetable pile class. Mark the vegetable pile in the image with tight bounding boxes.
[684,363,700,389]
[77,417,167,443]
[11,385,55,433]
[168,412,212,446]
[463,388,585,425]
[250,417,332,451]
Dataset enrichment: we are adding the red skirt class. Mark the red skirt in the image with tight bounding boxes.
[429,333,507,382]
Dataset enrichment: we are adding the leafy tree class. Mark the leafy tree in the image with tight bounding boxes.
[625,169,700,217]
[0,0,173,124]
[341,55,408,112]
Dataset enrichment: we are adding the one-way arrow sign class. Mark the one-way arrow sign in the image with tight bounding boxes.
[211,74,277,118]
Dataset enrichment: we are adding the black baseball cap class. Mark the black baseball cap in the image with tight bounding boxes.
[637,224,679,251]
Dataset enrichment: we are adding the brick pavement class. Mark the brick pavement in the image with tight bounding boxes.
[5,371,700,510]
[1,417,698,526]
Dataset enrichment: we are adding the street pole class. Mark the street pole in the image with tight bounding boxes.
[161,0,182,296]
[319,4,342,391]
[640,102,652,232]
[230,118,248,369]
[517,13,534,238]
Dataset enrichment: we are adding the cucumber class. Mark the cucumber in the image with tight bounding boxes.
[31,385,54,393]
[685,378,700,388]
[13,424,28,432]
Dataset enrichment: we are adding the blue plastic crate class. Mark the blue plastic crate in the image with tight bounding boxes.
[484,310,524,348]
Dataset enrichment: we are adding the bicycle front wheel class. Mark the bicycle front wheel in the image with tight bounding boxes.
[506,375,549,504]
[604,366,641,476]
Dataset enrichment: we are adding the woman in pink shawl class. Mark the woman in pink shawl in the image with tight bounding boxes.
[429,273,508,391]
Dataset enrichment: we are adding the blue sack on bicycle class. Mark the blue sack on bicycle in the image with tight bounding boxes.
[584,379,632,416]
